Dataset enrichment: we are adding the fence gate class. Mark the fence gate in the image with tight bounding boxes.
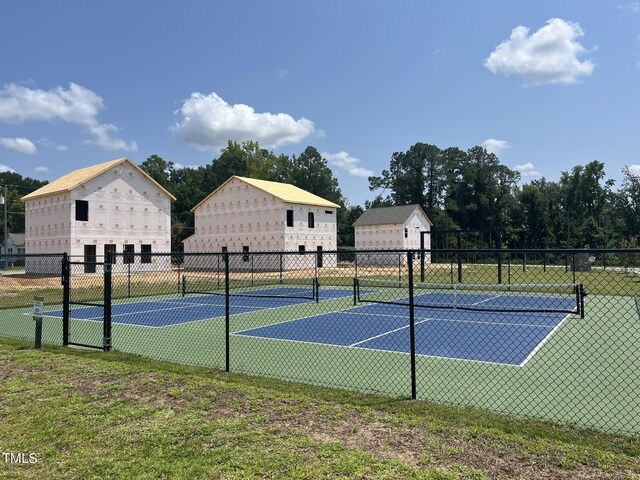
[62,253,112,351]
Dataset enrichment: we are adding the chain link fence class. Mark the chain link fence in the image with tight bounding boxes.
[1,249,639,435]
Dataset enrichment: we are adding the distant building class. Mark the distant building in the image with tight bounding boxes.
[183,176,340,270]
[21,157,175,273]
[353,204,432,264]
[0,232,25,256]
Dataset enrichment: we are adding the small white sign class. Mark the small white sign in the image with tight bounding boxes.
[33,297,44,319]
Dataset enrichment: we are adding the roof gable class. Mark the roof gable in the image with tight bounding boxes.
[21,157,176,201]
[192,176,341,212]
[353,204,432,227]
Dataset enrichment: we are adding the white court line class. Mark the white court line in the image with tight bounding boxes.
[339,310,556,329]
[230,331,529,368]
[518,312,572,367]
[349,318,433,347]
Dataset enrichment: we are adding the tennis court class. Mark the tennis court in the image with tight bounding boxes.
[234,284,581,366]
[43,275,357,328]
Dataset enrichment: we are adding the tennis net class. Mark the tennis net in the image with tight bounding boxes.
[354,278,585,316]
[182,274,319,302]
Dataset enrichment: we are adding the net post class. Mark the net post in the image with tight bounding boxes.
[181,274,186,297]
[177,262,181,295]
[315,276,319,303]
[580,284,585,319]
[353,277,359,306]
[354,251,358,279]
[61,252,70,347]
[224,251,230,372]
[407,251,417,400]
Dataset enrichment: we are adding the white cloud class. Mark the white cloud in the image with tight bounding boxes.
[0,137,37,154]
[514,162,542,178]
[322,151,374,177]
[56,144,68,151]
[34,166,50,173]
[618,2,640,13]
[173,162,200,170]
[172,91,315,150]
[485,18,595,85]
[0,83,137,151]
[482,138,510,155]
[0,164,15,173]
[628,165,640,176]
[276,69,290,79]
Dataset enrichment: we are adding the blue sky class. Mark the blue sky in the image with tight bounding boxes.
[1,1,639,206]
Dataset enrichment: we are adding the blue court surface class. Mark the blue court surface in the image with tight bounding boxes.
[42,287,356,328]
[234,292,578,366]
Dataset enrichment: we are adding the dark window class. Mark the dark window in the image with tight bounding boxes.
[308,212,315,228]
[104,244,116,262]
[324,210,333,215]
[286,209,294,227]
[404,228,408,238]
[141,244,152,264]
[75,200,89,221]
[221,246,227,252]
[123,244,134,264]
[298,245,305,254]
[242,246,249,262]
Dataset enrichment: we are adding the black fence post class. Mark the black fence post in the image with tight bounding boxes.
[496,232,503,284]
[420,232,425,282]
[61,253,70,347]
[407,251,417,400]
[224,251,230,373]
[103,253,112,352]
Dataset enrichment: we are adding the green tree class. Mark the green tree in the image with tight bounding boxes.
[287,146,343,205]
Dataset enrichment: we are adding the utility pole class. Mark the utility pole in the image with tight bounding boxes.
[0,185,9,255]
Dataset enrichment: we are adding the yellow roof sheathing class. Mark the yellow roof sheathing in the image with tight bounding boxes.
[21,157,176,201]
[192,176,341,212]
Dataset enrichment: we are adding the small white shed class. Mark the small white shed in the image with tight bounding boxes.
[353,204,432,265]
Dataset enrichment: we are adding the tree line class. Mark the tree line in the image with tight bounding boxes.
[367,142,640,249]
[2,140,639,251]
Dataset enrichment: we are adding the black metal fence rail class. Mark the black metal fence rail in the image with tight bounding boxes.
[1,249,639,436]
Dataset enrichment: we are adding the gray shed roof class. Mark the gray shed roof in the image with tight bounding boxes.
[8,233,25,246]
[352,204,431,227]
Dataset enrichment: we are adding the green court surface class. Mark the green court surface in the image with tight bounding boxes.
[1,285,638,435]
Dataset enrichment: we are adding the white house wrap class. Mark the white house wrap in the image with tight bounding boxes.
[353,204,432,265]
[21,158,175,273]
[183,176,340,271]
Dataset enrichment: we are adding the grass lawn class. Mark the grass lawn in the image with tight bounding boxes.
[1,337,639,479]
